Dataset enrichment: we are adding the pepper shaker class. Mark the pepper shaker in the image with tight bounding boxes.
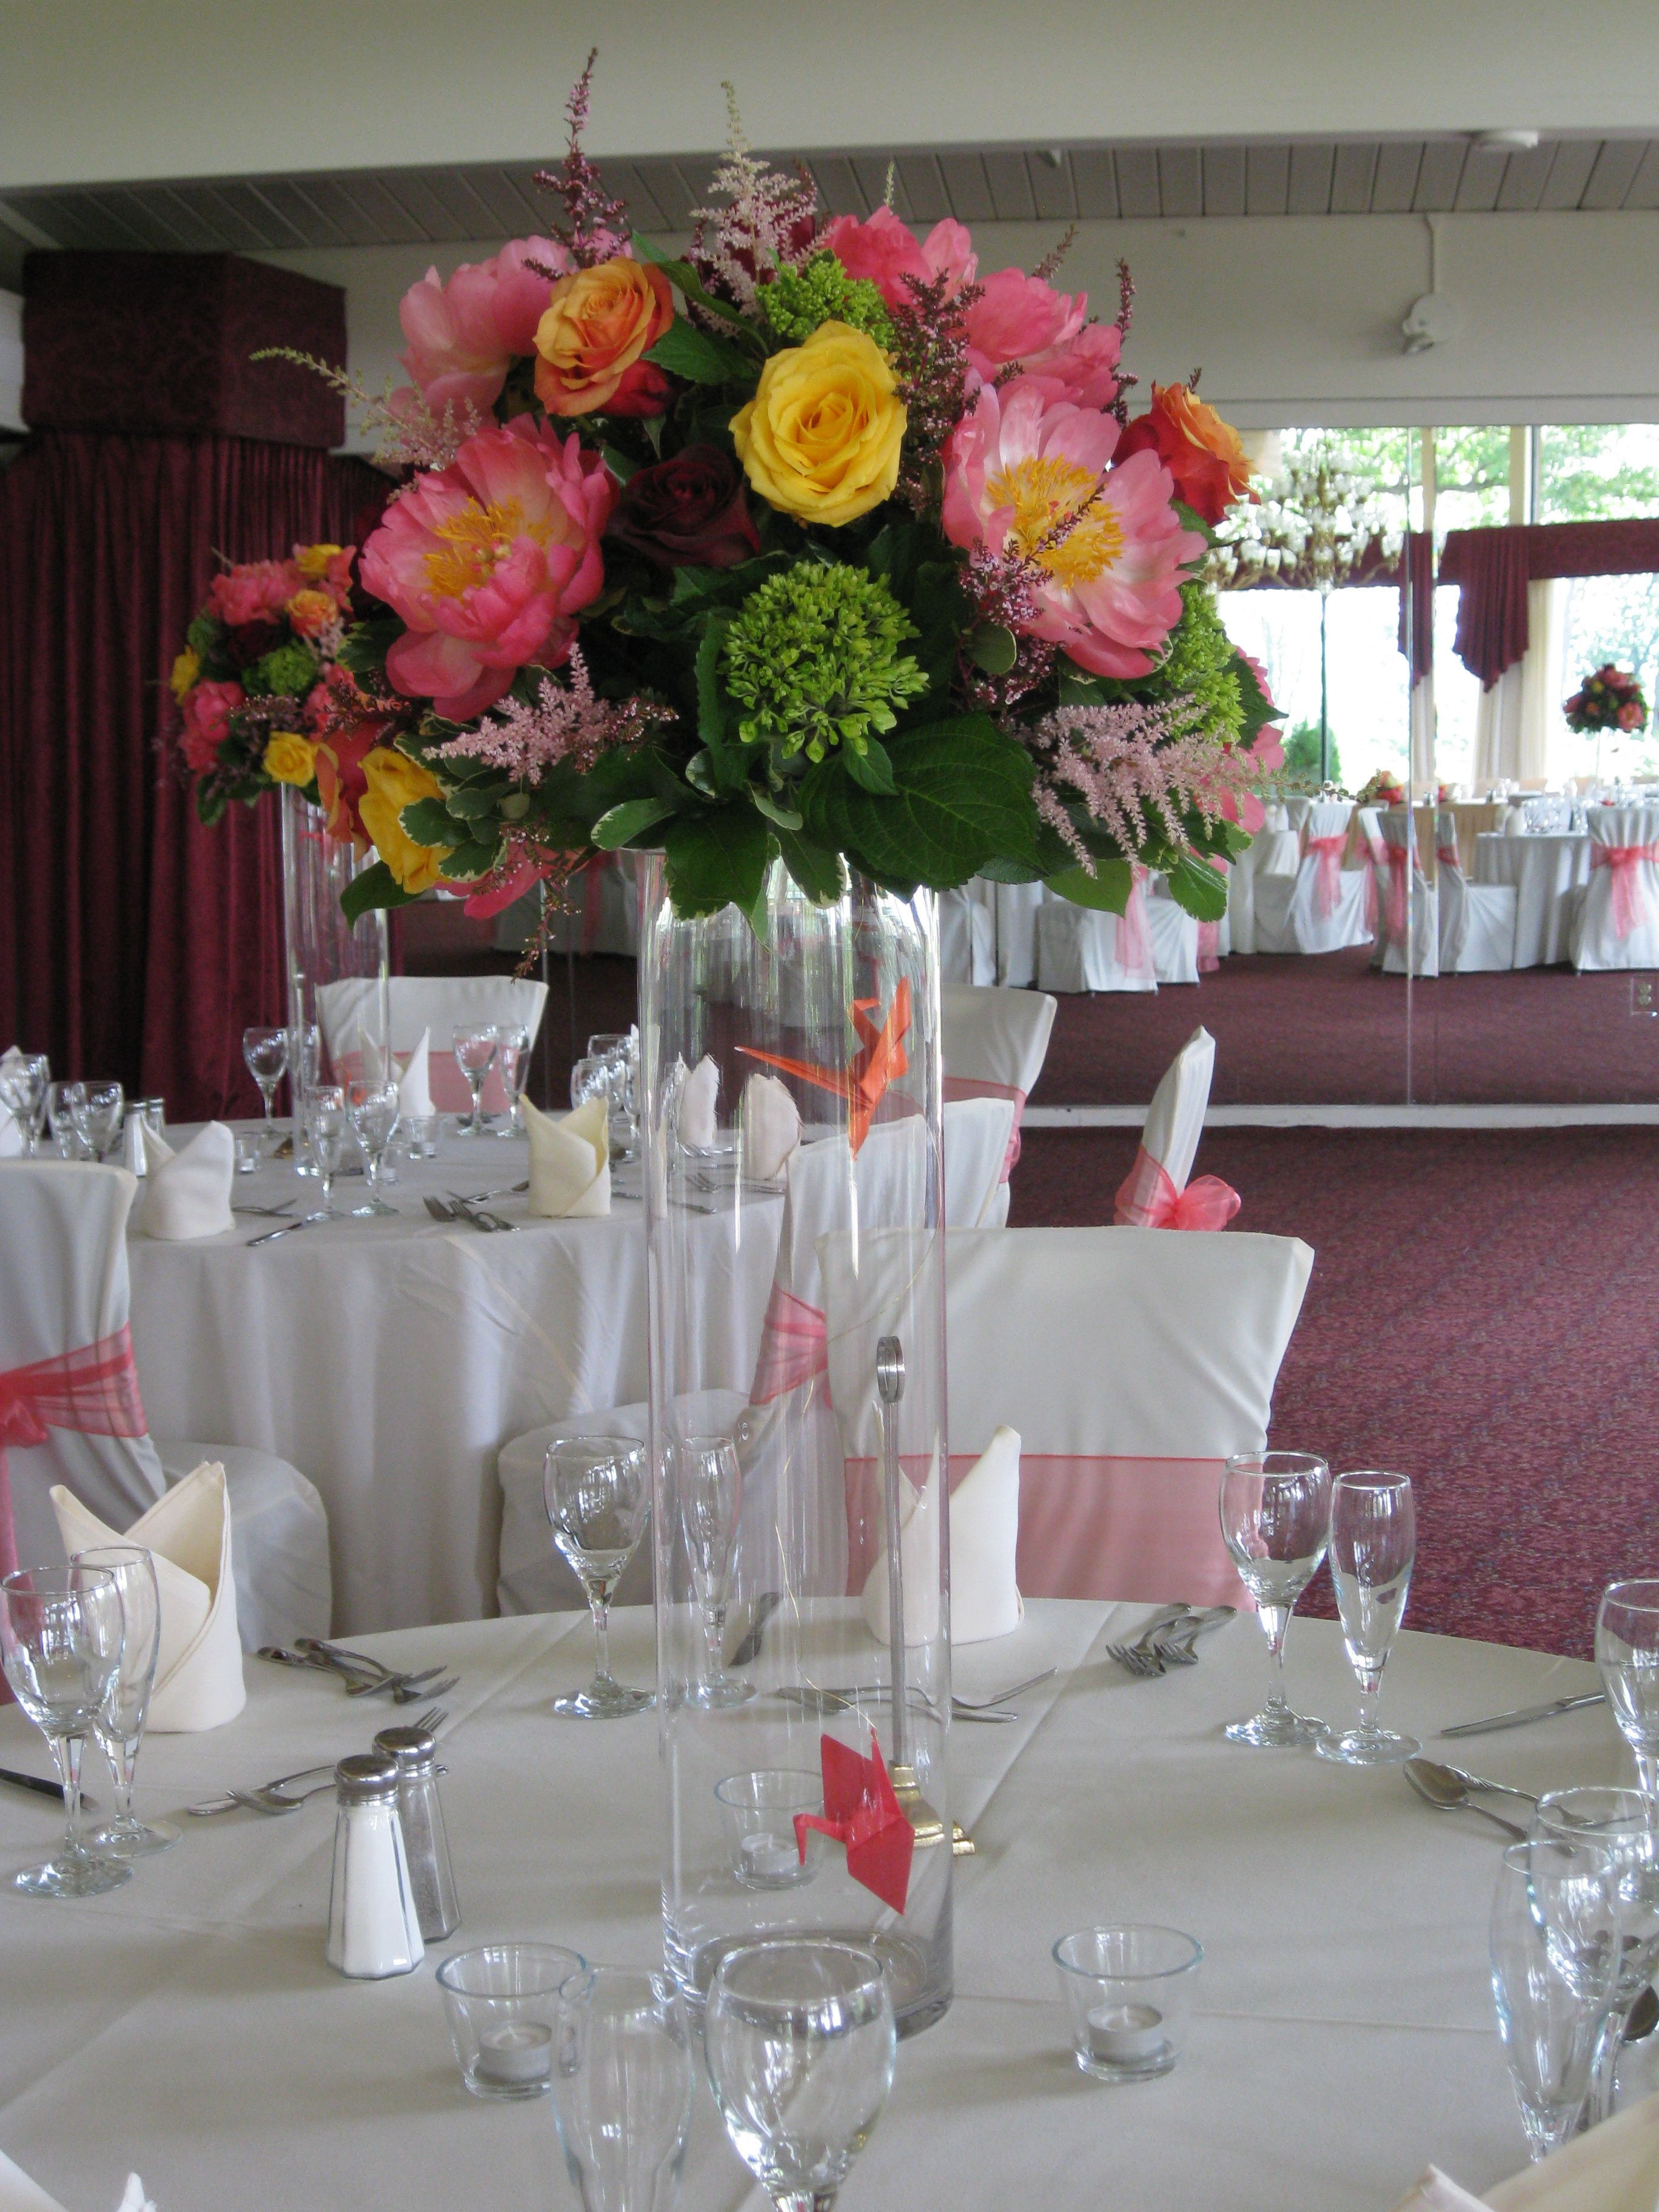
[325,1752,424,1979]
[374,1723,460,1942]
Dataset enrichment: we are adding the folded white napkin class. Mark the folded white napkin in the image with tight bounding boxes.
[52,1464,245,1732]
[0,1047,26,1157]
[1141,1026,1215,1192]
[1386,2171,1487,2211]
[740,1072,800,1182]
[395,1027,432,1118]
[679,1054,719,1150]
[1483,2083,1659,2210]
[136,1122,235,1241]
[523,1095,609,1218]
[0,2158,155,2212]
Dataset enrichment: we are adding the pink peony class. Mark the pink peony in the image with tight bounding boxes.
[206,560,301,628]
[817,208,977,309]
[398,237,574,417]
[962,267,1084,384]
[942,375,1205,680]
[178,679,243,771]
[1021,321,1122,412]
[360,416,618,721]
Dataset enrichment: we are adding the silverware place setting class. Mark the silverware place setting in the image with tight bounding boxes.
[771,1667,1054,1725]
[246,1208,332,1247]
[1107,1603,1238,1679]
[1438,1690,1606,1738]
[0,1764,97,1813]
[256,1640,458,1702]
[186,1703,447,1817]
[1403,1757,1530,1840]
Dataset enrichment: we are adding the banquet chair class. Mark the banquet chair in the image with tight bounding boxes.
[1370,809,1439,977]
[1435,812,1517,974]
[1572,806,1659,973]
[1253,800,1371,955]
[940,984,1057,1228]
[318,974,549,1113]
[1227,801,1299,956]
[1147,879,1201,984]
[819,1222,1313,1607]
[938,882,997,985]
[1113,1025,1238,1229]
[1034,875,1158,993]
[0,1162,332,1644]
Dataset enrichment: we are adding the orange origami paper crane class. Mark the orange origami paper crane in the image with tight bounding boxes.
[794,1728,914,1914]
[736,979,911,1155]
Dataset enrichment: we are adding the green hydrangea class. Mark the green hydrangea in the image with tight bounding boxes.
[723,561,930,762]
[243,638,319,699]
[759,252,893,350]
[1148,585,1243,740]
[186,612,222,659]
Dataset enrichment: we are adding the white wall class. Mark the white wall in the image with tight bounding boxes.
[4,0,1659,189]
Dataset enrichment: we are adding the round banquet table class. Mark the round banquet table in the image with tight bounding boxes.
[0,1603,1630,2211]
[1473,831,1594,967]
[125,1129,782,1635]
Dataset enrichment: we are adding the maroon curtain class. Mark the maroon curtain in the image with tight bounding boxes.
[1441,527,1532,691]
[0,430,386,1119]
[1396,529,1434,683]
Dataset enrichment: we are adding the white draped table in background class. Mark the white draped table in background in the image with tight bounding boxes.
[0,1605,1627,2211]
[1473,832,1594,967]
[126,1133,781,1633]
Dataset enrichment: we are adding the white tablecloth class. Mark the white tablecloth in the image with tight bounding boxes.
[1473,833,1593,967]
[127,1133,780,1634]
[0,1605,1626,2210]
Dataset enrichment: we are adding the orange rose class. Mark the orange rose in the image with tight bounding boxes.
[533,257,674,417]
[284,588,339,639]
[1114,383,1255,527]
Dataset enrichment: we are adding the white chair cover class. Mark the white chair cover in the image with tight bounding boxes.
[939,985,1057,1102]
[938,883,997,985]
[1372,809,1439,977]
[942,1096,1017,1230]
[317,974,549,1114]
[0,1163,330,1645]
[1253,800,1372,956]
[1035,881,1158,992]
[1225,802,1296,957]
[1436,811,1517,974]
[1147,880,1201,984]
[992,882,1045,987]
[1572,806,1659,972]
[1141,1025,1215,1195]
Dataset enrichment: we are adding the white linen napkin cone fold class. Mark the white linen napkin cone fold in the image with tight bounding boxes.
[1481,2081,1659,2210]
[740,1072,800,1182]
[1385,2170,1488,2211]
[679,1054,720,1151]
[395,1026,433,1118]
[0,2147,67,2212]
[1141,1025,1215,1192]
[0,1046,25,1157]
[51,1463,246,1731]
[136,1121,235,1240]
[523,1095,610,1218]
[862,1427,1024,1646]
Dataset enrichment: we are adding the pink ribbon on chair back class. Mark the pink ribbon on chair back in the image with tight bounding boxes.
[942,1077,1027,1181]
[1113,1145,1241,1230]
[1305,834,1347,919]
[749,1285,831,1406]
[1196,921,1220,974]
[1436,845,1460,871]
[1384,843,1412,943]
[1118,870,1153,977]
[1591,843,1659,939]
[0,1326,148,1580]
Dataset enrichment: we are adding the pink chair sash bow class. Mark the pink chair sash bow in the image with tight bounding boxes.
[1591,842,1659,939]
[1436,845,1460,871]
[1113,1145,1241,1231]
[1196,920,1221,974]
[942,1077,1027,1181]
[0,1325,148,1578]
[1118,870,1153,977]
[1384,843,1413,943]
[748,1285,831,1406]
[1305,834,1347,918]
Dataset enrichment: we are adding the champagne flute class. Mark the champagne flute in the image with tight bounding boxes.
[1219,1450,1330,1749]
[1491,1836,1623,2160]
[0,1053,50,1156]
[74,1544,178,1857]
[551,1967,694,2212]
[705,1939,897,2212]
[1596,1580,1659,1827]
[677,1434,753,1709]
[452,1026,497,1137]
[243,1026,289,1148]
[1316,1470,1418,1766]
[544,1436,654,1719]
[0,1565,130,1898]
[346,1080,400,1216]
[491,1025,530,1136]
[302,1085,350,1218]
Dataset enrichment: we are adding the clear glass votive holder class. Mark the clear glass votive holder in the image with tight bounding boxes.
[437,1941,588,2100]
[1052,1925,1202,2083]
[403,1113,440,1159]
[233,1133,261,1175]
[714,1769,822,1890]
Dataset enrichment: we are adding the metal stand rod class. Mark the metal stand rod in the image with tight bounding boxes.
[876,1336,908,1772]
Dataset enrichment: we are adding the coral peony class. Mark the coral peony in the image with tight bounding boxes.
[178,679,243,771]
[1024,321,1122,412]
[817,208,976,310]
[962,267,1085,384]
[360,417,618,722]
[942,376,1205,680]
[533,256,674,417]
[1114,383,1255,526]
[206,559,301,629]
[399,238,572,417]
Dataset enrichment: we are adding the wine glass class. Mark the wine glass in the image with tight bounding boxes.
[346,1080,400,1216]
[0,1052,50,1156]
[1596,1580,1659,1825]
[243,1026,289,1148]
[79,1081,125,1162]
[551,1967,694,2212]
[0,1564,130,1898]
[587,1031,638,1157]
[677,1435,753,1709]
[1316,1470,1418,1766]
[1491,1836,1624,2160]
[544,1436,654,1719]
[491,1025,531,1136]
[302,1085,350,1218]
[705,1939,897,2212]
[1219,1450,1330,1749]
[452,1026,497,1136]
[1532,1786,1659,2123]
[73,1544,178,1858]
[46,1081,88,1159]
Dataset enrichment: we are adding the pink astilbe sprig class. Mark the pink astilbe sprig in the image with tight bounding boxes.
[1027,699,1256,874]
[250,350,481,472]
[688,84,818,312]
[534,49,632,266]
[435,646,669,783]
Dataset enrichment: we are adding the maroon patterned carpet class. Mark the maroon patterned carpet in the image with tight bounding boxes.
[1011,1125,1659,1658]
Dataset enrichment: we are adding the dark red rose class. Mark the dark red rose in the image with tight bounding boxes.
[608,445,762,569]
[224,617,284,668]
[603,360,674,419]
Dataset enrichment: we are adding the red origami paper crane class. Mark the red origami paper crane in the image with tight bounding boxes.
[794,1728,914,1914]
[736,979,911,1156]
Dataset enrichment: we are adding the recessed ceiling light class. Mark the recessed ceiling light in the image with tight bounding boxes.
[1473,129,1541,153]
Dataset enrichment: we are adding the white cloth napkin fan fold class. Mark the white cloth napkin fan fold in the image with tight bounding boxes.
[740,1072,800,1182]
[51,1463,246,1731]
[523,1096,610,1218]
[395,1027,432,1118]
[0,2151,155,2212]
[861,1425,1022,1646]
[135,1122,235,1241]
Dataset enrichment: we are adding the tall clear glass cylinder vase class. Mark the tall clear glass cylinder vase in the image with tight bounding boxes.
[278,783,390,1091]
[640,856,952,2037]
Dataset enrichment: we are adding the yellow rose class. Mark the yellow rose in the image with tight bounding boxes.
[358,747,453,894]
[170,648,200,703]
[731,322,905,528]
[293,541,344,581]
[263,731,318,788]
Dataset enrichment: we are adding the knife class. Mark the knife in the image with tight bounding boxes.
[0,1765,96,1811]
[728,1590,782,1669]
[1439,1691,1606,1738]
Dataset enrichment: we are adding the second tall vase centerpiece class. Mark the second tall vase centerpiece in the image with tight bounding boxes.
[279,784,389,1091]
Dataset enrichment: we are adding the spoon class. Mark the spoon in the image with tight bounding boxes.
[1625,1985,1659,2043]
[1430,1758,1540,1806]
[1405,1757,1529,1839]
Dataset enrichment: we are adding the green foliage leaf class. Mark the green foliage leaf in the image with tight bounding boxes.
[773,825,847,905]
[442,838,502,881]
[1164,853,1231,922]
[1233,649,1281,748]
[195,784,229,829]
[341,861,421,923]
[646,318,752,385]
[401,797,463,846]
[337,618,401,682]
[1045,860,1133,914]
[969,623,1018,676]
[842,737,895,796]
[751,786,804,832]
[662,806,772,919]
[592,797,676,850]
[694,618,747,793]
[809,716,1037,891]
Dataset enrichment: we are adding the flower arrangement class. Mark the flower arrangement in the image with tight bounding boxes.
[1564,664,1649,737]
[1355,768,1406,808]
[173,59,1280,933]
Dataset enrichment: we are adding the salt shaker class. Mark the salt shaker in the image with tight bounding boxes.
[325,1752,424,1979]
[373,1723,460,1942]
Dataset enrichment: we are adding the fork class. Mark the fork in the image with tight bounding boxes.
[446,1193,518,1233]
[1105,1603,1195,1679]
[246,1209,330,1247]
[951,1667,1057,1711]
[187,1704,448,1817]
[298,1639,456,1702]
[451,1180,529,1205]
